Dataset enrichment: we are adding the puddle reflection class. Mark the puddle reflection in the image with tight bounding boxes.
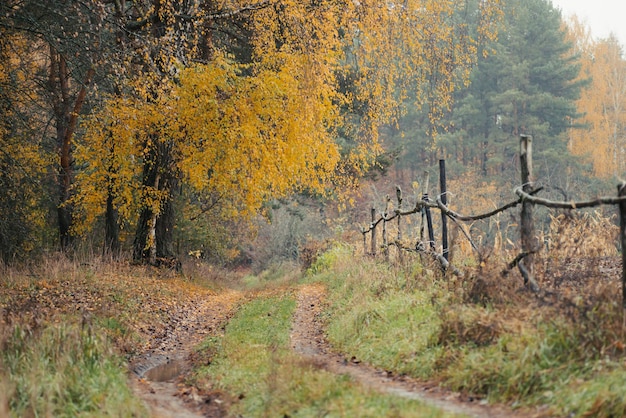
[144,359,184,382]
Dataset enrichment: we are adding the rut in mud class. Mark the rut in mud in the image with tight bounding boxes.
[290,283,533,418]
[131,289,242,418]
[133,283,533,417]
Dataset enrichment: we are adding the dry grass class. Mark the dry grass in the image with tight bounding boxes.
[435,306,502,348]
[545,211,619,259]
[315,208,626,416]
[0,252,230,416]
[0,254,221,352]
[459,225,625,361]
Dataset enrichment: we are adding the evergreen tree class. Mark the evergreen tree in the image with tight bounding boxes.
[393,0,589,194]
[452,0,586,186]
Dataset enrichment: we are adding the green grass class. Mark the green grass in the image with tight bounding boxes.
[327,287,443,377]
[0,321,146,417]
[306,243,626,417]
[190,295,464,417]
[313,245,444,378]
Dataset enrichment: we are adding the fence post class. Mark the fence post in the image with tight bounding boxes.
[618,182,626,309]
[439,159,449,262]
[420,171,430,244]
[519,134,536,281]
[371,207,377,257]
[396,185,403,263]
[383,195,390,262]
[362,228,367,256]
[425,197,435,251]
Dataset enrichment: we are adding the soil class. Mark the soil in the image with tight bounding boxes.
[130,288,243,417]
[133,282,541,418]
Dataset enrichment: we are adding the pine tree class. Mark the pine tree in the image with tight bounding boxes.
[428,0,586,188]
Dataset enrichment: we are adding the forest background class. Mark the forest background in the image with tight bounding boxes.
[0,0,624,269]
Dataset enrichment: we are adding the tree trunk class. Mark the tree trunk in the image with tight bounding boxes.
[156,185,176,259]
[105,190,120,256]
[133,206,153,262]
[104,132,121,256]
[132,139,178,264]
[49,46,94,250]
[132,185,177,264]
[519,134,539,291]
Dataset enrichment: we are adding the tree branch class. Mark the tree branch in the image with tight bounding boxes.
[514,187,626,209]
[435,187,543,221]
[390,241,464,278]
[206,1,272,20]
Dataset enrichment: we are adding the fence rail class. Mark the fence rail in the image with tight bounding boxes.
[360,135,626,307]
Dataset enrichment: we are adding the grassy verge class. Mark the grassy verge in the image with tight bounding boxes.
[189,294,463,417]
[308,244,626,417]
[0,254,222,416]
[0,321,145,417]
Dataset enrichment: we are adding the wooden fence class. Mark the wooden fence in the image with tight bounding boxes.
[360,135,626,307]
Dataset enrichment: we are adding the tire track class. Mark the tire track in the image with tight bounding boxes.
[291,283,534,418]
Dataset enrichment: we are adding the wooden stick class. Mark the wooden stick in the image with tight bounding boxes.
[420,171,430,243]
[439,159,449,262]
[371,207,377,257]
[396,185,403,263]
[514,187,626,209]
[618,182,626,309]
[383,195,390,262]
[519,134,536,281]
[391,241,464,278]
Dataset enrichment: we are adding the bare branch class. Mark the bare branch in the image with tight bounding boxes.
[206,1,271,20]
[390,241,464,278]
[518,260,540,292]
[502,250,537,275]
[514,187,626,209]
[447,215,480,254]
[435,187,544,222]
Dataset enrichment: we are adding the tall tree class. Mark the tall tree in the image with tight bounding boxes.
[0,32,50,260]
[1,0,503,261]
[566,20,626,179]
[427,0,585,187]
[73,0,503,264]
[1,0,109,249]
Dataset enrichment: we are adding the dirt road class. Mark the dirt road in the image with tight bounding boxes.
[133,284,534,417]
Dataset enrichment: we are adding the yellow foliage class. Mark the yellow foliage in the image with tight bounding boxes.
[174,53,341,215]
[565,17,626,178]
[74,51,341,231]
[72,0,503,233]
[0,32,50,254]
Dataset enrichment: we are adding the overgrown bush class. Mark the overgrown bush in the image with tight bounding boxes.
[244,198,330,273]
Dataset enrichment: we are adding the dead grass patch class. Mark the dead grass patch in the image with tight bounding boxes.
[0,253,218,356]
[435,307,502,348]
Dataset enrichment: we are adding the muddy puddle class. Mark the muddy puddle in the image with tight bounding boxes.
[143,358,186,382]
[134,357,208,418]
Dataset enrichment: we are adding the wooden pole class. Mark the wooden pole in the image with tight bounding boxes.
[396,186,403,242]
[519,135,537,289]
[383,195,390,262]
[420,171,430,244]
[371,207,377,257]
[362,228,367,256]
[439,159,449,262]
[618,182,626,309]
[425,197,435,251]
[396,185,403,263]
